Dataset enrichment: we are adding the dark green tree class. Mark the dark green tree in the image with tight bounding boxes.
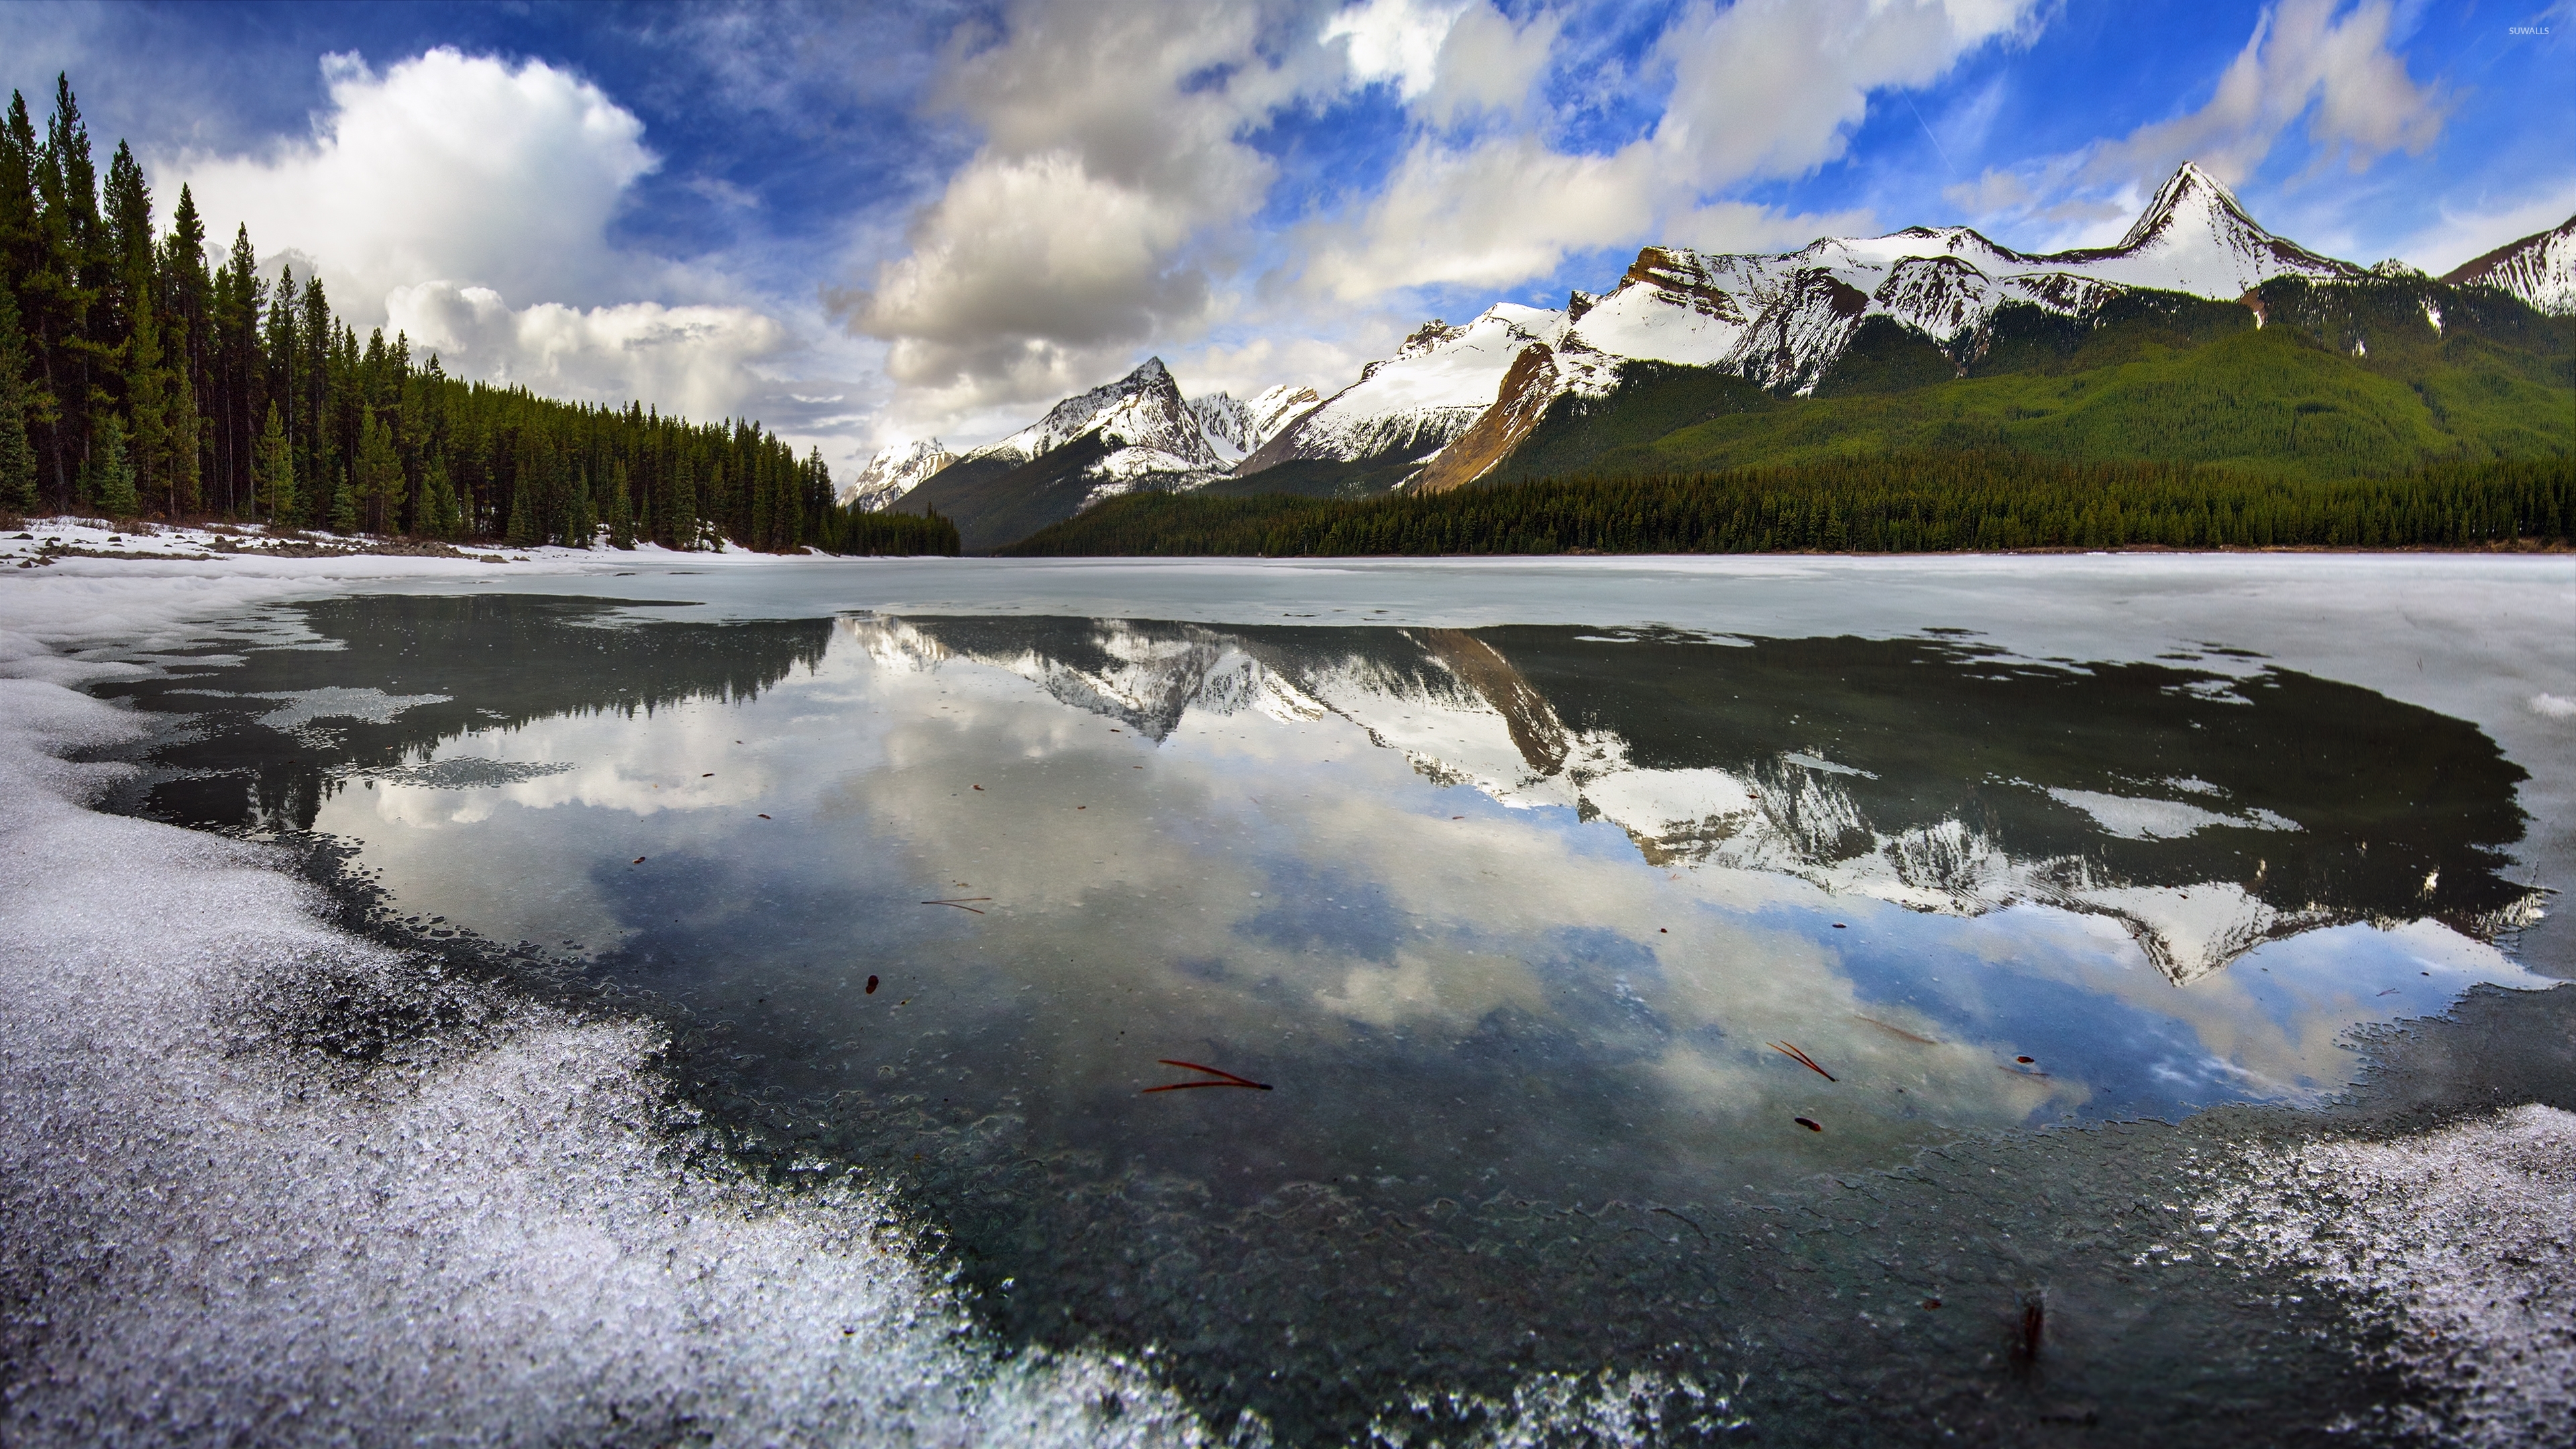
[253,400,294,523]
[423,454,463,539]
[0,288,36,512]
[88,408,136,517]
[327,465,355,533]
[605,459,635,548]
[353,406,402,532]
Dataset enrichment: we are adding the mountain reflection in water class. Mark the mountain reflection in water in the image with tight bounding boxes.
[109,596,2554,1444]
[877,615,2538,983]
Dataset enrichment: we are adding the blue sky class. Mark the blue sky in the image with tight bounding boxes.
[5,0,2569,475]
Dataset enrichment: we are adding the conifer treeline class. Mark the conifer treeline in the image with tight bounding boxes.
[0,74,956,556]
[1003,454,2576,557]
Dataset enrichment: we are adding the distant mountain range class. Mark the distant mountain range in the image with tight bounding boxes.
[865,164,2576,551]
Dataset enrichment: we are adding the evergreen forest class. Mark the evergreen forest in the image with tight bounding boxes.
[0,75,955,557]
[1003,455,2576,557]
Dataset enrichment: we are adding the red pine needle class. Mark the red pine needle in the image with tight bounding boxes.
[1144,1058,1273,1092]
[1770,1041,1837,1081]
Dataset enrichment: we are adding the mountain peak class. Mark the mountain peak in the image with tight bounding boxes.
[2117,161,2253,252]
[844,437,958,510]
[2443,212,2576,316]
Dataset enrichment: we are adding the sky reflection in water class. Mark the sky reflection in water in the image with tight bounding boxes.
[132,598,2546,1215]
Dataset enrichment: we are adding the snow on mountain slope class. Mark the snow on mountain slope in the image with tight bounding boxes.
[2047,163,2365,294]
[941,163,2429,511]
[1187,393,1257,462]
[965,358,1216,470]
[1566,164,2344,397]
[1248,163,2357,486]
[1247,384,1323,445]
[1236,307,1580,478]
[843,439,957,511]
[932,359,1304,507]
[2444,212,2576,317]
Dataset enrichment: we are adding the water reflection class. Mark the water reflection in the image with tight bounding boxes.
[877,617,2539,983]
[109,598,2551,1442]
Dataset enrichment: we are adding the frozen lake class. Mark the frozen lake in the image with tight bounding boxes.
[12,553,2576,1445]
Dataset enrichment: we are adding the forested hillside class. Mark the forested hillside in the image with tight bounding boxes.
[1002,455,2576,557]
[0,75,955,556]
[1488,278,2575,487]
[1004,268,2574,557]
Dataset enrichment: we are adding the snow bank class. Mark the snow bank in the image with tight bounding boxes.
[0,545,1213,1444]
[2206,1104,2576,1446]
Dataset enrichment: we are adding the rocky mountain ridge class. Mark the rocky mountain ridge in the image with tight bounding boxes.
[841,438,957,510]
[2443,213,2576,317]
[888,162,2576,533]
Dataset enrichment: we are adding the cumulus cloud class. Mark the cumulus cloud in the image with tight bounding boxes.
[1414,3,1562,126]
[832,1,1318,419]
[160,48,810,430]
[1652,0,2039,186]
[386,283,791,423]
[849,0,2050,434]
[168,48,657,314]
[1325,0,1468,101]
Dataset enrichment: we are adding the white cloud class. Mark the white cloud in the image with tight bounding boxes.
[1949,0,2452,249]
[1290,0,2041,299]
[157,48,818,439]
[1651,0,2039,186]
[834,1,1320,421]
[2083,0,2446,189]
[168,49,658,316]
[1415,3,1562,125]
[842,0,2055,441]
[1326,0,1468,101]
[386,283,791,423]
[2398,179,2576,276]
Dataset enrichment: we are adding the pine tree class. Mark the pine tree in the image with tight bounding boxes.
[505,472,535,547]
[254,401,295,524]
[327,466,355,534]
[0,288,36,513]
[89,409,137,519]
[353,407,402,533]
[606,460,635,548]
[126,285,170,513]
[419,454,461,540]
[665,453,696,549]
[163,313,203,517]
[566,467,596,548]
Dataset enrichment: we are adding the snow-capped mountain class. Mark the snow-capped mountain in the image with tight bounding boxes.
[961,356,1225,482]
[2444,213,2576,317]
[1236,309,1596,480]
[888,357,1320,549]
[1247,383,1323,443]
[891,161,2563,536]
[1183,384,1325,464]
[1239,162,2372,491]
[843,439,957,511]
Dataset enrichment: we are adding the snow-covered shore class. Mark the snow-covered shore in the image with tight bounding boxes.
[0,524,1210,1444]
